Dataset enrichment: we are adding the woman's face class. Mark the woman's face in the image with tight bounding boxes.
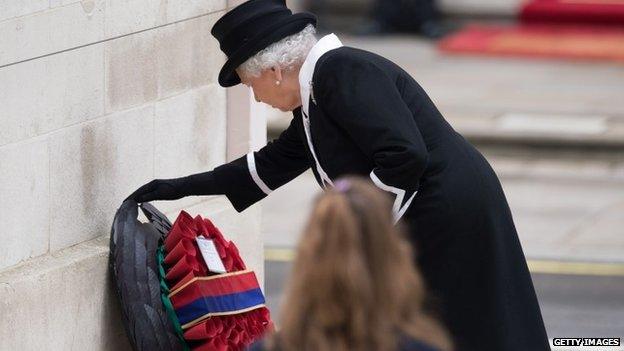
[237,67,302,112]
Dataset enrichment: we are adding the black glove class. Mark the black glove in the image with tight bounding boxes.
[126,171,219,203]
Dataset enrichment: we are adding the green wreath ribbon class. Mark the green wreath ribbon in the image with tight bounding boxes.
[157,242,191,351]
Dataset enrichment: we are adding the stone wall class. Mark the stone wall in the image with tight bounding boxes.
[0,1,264,349]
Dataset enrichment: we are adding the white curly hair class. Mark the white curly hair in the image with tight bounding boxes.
[237,24,317,78]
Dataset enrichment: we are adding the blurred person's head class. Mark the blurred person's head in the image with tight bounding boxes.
[273,177,452,351]
[236,24,317,112]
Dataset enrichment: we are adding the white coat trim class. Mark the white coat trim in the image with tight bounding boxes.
[396,191,417,220]
[299,33,343,117]
[298,33,343,188]
[370,170,416,224]
[247,153,272,195]
[302,110,333,187]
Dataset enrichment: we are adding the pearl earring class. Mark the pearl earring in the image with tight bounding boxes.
[275,80,281,85]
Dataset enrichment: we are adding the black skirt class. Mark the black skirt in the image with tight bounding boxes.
[404,136,550,351]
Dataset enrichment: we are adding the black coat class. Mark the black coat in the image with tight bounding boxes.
[211,37,550,351]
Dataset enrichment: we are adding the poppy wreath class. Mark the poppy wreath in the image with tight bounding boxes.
[157,211,273,351]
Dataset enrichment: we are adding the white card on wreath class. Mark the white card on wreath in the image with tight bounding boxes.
[196,237,227,273]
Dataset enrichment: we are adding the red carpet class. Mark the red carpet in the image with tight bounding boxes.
[521,0,624,25]
[438,24,624,63]
[439,0,624,62]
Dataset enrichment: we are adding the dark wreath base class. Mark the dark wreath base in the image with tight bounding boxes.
[109,200,184,351]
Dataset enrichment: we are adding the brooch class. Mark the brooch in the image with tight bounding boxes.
[309,81,316,104]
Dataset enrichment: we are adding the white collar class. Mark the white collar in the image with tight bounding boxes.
[299,33,343,116]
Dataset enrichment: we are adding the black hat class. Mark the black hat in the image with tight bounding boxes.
[211,0,317,87]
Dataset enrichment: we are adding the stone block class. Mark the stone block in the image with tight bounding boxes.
[188,15,225,89]
[155,21,196,97]
[0,44,104,146]
[0,137,49,270]
[165,0,226,23]
[154,84,226,179]
[105,13,224,112]
[155,14,223,98]
[49,0,82,9]
[104,0,226,39]
[48,105,154,252]
[0,235,132,351]
[0,0,48,22]
[0,15,46,66]
[0,0,104,66]
[226,88,269,160]
[104,0,165,38]
[104,29,158,112]
[147,83,226,217]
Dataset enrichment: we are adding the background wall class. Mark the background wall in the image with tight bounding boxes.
[0,1,264,349]
[293,0,521,19]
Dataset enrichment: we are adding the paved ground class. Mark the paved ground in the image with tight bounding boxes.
[264,260,624,343]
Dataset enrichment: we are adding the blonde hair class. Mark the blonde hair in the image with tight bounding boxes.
[272,177,452,351]
[237,24,317,77]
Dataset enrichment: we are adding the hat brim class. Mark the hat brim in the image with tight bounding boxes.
[218,12,317,87]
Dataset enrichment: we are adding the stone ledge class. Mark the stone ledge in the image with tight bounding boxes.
[444,111,624,149]
[0,235,132,351]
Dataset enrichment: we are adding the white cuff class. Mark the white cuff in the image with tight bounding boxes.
[247,153,272,195]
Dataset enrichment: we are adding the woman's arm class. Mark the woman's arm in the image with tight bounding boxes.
[316,55,429,222]
[212,109,311,211]
[128,109,311,212]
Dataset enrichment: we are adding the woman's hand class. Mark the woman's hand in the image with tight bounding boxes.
[126,171,220,203]
[127,178,188,203]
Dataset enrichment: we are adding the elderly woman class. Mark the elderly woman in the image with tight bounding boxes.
[129,1,550,350]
